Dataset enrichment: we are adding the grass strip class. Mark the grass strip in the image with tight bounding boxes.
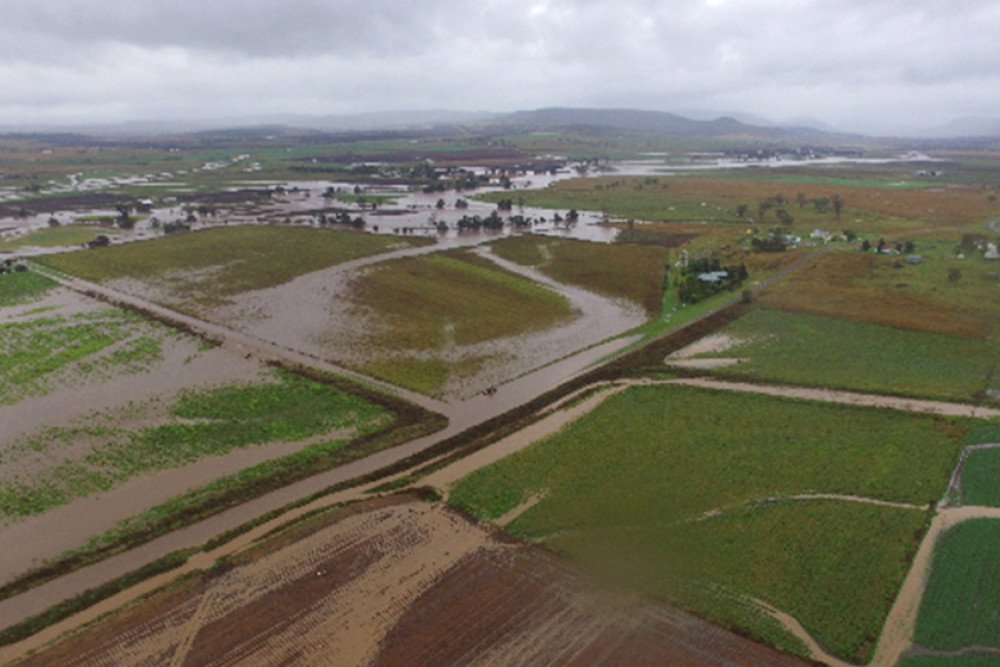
[0,549,193,647]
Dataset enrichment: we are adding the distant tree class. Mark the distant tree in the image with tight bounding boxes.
[832,193,844,218]
[115,204,134,229]
[860,239,871,252]
[735,204,749,218]
[795,192,807,209]
[436,198,446,210]
[948,267,962,283]
[904,240,916,253]
[455,198,469,209]
[775,209,794,227]
[566,209,579,223]
[757,199,773,220]
[47,216,60,227]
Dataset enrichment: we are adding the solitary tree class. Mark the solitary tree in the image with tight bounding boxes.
[832,193,844,219]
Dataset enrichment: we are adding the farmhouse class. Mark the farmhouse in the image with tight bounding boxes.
[697,270,729,283]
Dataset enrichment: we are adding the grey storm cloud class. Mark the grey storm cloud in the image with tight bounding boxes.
[1,0,999,133]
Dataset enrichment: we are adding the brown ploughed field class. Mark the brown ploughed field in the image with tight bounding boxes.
[18,495,808,666]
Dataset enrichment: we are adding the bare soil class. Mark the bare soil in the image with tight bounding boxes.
[15,497,809,667]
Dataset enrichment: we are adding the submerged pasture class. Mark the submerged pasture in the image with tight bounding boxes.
[37,226,432,308]
[489,235,670,317]
[349,249,578,393]
[0,370,388,521]
[448,383,971,662]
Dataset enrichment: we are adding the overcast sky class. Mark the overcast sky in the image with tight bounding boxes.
[1,0,997,135]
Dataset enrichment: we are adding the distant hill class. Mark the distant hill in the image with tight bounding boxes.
[481,107,863,146]
[0,106,890,147]
[494,107,775,137]
[924,116,1000,138]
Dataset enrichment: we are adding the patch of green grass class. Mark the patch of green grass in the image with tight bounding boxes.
[914,519,1000,651]
[671,584,812,659]
[490,235,669,317]
[360,357,451,395]
[553,501,923,663]
[449,384,969,661]
[36,226,434,307]
[700,308,1000,402]
[328,192,400,206]
[960,449,1000,507]
[0,271,57,306]
[967,423,1000,446]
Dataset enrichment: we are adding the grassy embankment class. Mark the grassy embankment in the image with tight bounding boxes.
[351,249,577,393]
[448,383,974,663]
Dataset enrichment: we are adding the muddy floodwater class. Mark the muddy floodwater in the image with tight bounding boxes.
[0,152,940,252]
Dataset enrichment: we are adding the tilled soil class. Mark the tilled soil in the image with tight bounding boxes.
[17,497,808,667]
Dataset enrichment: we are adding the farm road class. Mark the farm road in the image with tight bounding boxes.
[665,377,1000,419]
